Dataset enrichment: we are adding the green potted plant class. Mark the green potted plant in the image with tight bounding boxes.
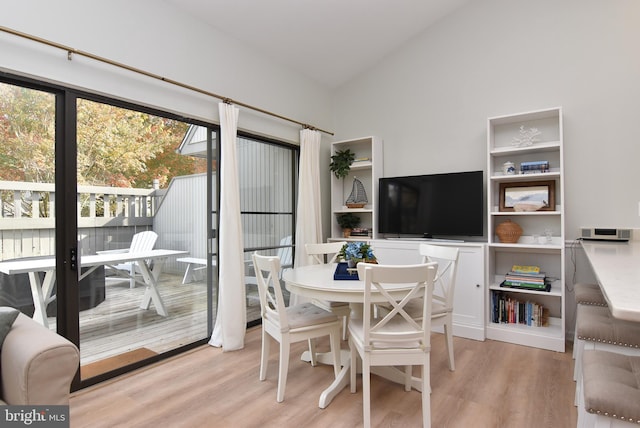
[337,212,361,238]
[329,149,355,179]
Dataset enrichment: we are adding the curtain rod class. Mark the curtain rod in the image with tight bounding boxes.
[0,25,334,136]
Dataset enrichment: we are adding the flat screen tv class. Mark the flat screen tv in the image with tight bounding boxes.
[378,170,484,238]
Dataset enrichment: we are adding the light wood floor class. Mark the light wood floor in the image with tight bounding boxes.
[69,327,578,428]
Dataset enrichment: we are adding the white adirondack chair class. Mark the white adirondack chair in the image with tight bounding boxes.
[102,231,158,288]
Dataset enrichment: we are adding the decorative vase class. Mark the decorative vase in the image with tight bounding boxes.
[496,220,523,243]
[343,228,352,238]
[502,161,516,175]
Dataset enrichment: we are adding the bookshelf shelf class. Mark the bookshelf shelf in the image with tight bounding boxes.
[486,107,565,352]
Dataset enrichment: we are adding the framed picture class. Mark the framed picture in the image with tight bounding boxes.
[499,180,556,212]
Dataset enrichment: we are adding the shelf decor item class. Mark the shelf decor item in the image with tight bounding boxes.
[495,219,523,243]
[512,125,541,147]
[337,212,361,237]
[345,177,368,208]
[338,242,377,267]
[520,160,549,174]
[329,148,355,179]
[502,161,516,175]
[499,180,555,212]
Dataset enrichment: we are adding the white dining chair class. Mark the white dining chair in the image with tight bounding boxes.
[349,262,437,428]
[417,244,460,371]
[252,252,342,403]
[304,241,352,340]
[376,244,460,371]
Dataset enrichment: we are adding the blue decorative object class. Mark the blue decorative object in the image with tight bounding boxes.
[334,262,359,280]
[338,242,376,264]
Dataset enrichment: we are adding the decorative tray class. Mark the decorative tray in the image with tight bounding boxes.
[333,262,359,280]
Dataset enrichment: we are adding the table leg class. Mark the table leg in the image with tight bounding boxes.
[301,349,351,409]
[28,272,48,328]
[138,258,168,316]
[181,263,194,284]
[27,270,55,328]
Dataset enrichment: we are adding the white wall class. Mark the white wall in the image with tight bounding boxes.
[0,0,333,145]
[3,0,640,247]
[332,0,640,241]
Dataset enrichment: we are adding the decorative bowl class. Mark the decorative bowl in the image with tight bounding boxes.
[496,220,523,243]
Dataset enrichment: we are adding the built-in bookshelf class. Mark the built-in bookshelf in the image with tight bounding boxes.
[330,137,383,241]
[486,107,565,352]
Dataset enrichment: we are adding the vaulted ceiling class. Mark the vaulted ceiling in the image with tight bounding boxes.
[164,0,471,88]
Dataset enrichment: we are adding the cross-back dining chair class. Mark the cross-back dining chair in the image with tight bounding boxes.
[304,241,351,340]
[349,262,437,428]
[417,243,459,371]
[377,244,460,371]
[252,252,342,403]
[245,235,293,305]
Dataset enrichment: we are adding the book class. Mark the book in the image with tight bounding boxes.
[506,271,546,279]
[500,279,551,292]
[490,291,549,326]
[511,265,540,274]
[520,160,549,174]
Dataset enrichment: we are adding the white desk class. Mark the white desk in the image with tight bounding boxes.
[283,263,420,409]
[580,240,640,322]
[0,249,187,327]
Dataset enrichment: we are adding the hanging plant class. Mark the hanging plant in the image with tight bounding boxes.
[330,149,355,179]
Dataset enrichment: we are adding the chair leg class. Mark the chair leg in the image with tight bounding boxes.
[259,328,270,381]
[350,340,357,393]
[404,365,412,391]
[276,337,290,403]
[422,360,431,428]
[444,319,455,371]
[362,358,371,428]
[129,263,136,288]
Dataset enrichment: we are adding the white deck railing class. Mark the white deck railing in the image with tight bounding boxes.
[0,181,157,261]
[0,180,157,230]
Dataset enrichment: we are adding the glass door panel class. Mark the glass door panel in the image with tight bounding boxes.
[237,136,296,324]
[0,82,57,329]
[75,98,212,379]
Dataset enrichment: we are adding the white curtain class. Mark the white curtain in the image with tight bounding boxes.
[294,129,323,268]
[209,102,246,350]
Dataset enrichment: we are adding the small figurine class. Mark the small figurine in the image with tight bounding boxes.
[512,125,541,147]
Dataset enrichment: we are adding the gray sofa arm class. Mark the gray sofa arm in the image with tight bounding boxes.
[1,313,79,405]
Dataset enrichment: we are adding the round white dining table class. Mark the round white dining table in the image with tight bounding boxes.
[284,262,417,305]
[282,263,422,409]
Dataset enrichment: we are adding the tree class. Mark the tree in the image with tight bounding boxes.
[0,83,56,183]
[0,82,208,189]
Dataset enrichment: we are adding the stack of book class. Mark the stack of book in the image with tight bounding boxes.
[520,160,549,174]
[349,227,370,237]
[491,291,549,327]
[500,265,551,292]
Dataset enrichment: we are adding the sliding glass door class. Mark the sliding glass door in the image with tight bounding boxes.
[0,74,220,387]
[74,96,216,381]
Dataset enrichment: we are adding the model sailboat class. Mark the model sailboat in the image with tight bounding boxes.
[345,177,368,208]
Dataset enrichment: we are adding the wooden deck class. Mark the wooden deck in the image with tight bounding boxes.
[46,272,261,376]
